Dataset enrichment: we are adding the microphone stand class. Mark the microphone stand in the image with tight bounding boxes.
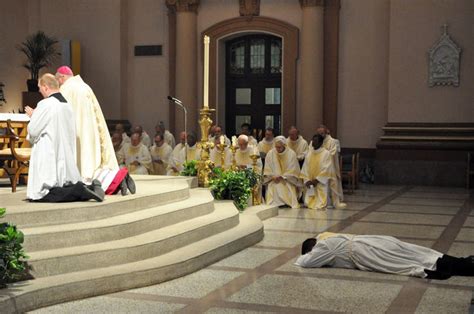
[169,96,187,163]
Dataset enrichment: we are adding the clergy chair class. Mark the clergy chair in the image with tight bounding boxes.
[340,153,356,194]
[3,119,31,192]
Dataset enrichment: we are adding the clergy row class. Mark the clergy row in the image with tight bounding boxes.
[111,124,345,211]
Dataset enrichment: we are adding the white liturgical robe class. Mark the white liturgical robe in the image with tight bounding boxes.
[60,75,118,181]
[235,146,262,173]
[295,232,442,278]
[124,143,152,175]
[167,144,201,175]
[287,135,309,161]
[27,94,82,200]
[150,142,173,175]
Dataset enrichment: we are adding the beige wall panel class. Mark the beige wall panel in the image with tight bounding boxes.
[338,0,389,148]
[388,0,474,123]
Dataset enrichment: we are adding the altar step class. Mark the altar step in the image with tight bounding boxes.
[0,176,277,313]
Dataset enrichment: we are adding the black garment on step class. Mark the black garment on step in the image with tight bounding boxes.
[35,182,102,203]
[425,254,474,280]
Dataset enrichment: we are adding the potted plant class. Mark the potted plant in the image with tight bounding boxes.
[17,31,60,92]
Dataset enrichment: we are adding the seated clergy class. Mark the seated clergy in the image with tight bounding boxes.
[286,126,309,164]
[300,134,346,210]
[167,132,201,175]
[296,233,474,279]
[133,125,151,148]
[167,131,186,175]
[115,123,130,144]
[124,132,153,174]
[155,121,175,148]
[150,133,172,175]
[111,131,127,166]
[235,134,262,173]
[240,122,258,147]
[209,125,231,146]
[263,136,302,208]
[210,135,232,169]
[257,127,275,159]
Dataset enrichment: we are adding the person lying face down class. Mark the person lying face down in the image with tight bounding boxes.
[296,232,474,279]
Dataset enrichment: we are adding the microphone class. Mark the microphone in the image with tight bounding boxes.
[167,96,182,104]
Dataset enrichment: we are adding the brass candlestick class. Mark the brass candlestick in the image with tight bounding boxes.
[229,145,238,171]
[216,142,227,169]
[197,107,215,187]
[250,154,262,205]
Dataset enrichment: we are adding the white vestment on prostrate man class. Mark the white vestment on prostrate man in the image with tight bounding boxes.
[60,75,118,181]
[295,232,442,278]
[27,94,82,200]
[263,147,302,208]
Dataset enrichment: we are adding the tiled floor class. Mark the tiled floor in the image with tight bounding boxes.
[30,184,474,314]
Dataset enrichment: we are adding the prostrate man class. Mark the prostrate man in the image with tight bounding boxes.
[209,135,232,169]
[134,125,151,148]
[115,123,130,144]
[111,132,127,166]
[317,124,343,203]
[286,126,309,165]
[25,74,103,202]
[155,121,175,148]
[240,123,258,146]
[55,66,118,182]
[168,132,201,175]
[124,132,152,175]
[257,127,275,159]
[296,232,474,279]
[235,135,262,173]
[263,136,302,208]
[301,134,345,210]
[150,133,172,175]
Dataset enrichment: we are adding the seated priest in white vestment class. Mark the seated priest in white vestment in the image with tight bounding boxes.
[235,135,262,173]
[124,132,153,175]
[209,125,231,146]
[55,66,119,182]
[240,123,258,147]
[209,135,232,169]
[263,136,302,208]
[286,126,309,164]
[167,131,186,175]
[115,123,131,144]
[25,74,104,202]
[257,127,275,159]
[300,134,346,210]
[155,121,175,148]
[296,232,474,279]
[167,132,201,175]
[316,125,344,204]
[112,132,127,166]
[150,133,172,175]
[133,125,151,148]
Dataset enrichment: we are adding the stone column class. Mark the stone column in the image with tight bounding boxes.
[166,0,199,135]
[299,0,324,139]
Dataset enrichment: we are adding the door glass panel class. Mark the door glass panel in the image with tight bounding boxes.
[250,39,265,74]
[236,116,251,133]
[265,88,281,105]
[230,40,245,75]
[265,115,274,129]
[235,88,251,105]
[270,39,282,73]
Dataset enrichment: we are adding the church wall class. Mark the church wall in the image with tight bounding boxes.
[337,0,390,149]
[0,0,29,113]
[387,0,474,123]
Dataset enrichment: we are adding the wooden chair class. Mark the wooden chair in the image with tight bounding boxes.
[340,153,356,194]
[0,120,31,192]
[467,152,474,189]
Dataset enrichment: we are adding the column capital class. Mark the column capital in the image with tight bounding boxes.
[166,0,200,13]
[299,0,325,7]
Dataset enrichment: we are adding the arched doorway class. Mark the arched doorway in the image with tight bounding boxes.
[226,34,282,137]
[202,17,299,137]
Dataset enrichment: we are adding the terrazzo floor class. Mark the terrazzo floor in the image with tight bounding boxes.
[29,184,474,313]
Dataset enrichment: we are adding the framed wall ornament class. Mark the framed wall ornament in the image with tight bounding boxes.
[428,24,461,87]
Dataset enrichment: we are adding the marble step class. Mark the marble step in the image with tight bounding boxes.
[28,202,240,277]
[4,177,190,228]
[0,213,263,314]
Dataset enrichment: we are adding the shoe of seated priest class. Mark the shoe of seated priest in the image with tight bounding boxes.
[120,179,128,196]
[125,173,136,194]
[83,185,104,202]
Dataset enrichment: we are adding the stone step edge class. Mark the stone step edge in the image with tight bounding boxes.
[0,215,263,314]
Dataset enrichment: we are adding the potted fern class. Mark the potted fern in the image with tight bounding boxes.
[17,31,60,92]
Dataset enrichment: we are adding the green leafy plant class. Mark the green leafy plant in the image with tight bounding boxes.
[180,160,198,176]
[209,168,260,211]
[0,208,30,288]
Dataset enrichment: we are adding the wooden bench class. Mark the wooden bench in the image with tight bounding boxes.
[0,119,31,192]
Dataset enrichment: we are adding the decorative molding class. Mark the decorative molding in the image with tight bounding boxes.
[165,0,200,13]
[428,24,461,87]
[239,0,260,17]
[299,0,325,7]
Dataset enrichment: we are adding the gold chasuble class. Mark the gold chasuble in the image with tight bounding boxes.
[150,143,173,175]
[257,139,274,156]
[124,143,152,175]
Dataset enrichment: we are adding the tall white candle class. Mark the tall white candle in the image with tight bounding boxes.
[203,35,210,109]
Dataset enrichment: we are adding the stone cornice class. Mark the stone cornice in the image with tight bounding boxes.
[166,0,200,13]
[299,0,325,7]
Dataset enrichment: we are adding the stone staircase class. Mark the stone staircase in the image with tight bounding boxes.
[0,175,276,313]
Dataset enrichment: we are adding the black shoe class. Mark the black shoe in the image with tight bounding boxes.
[120,179,128,196]
[125,173,136,194]
[83,185,104,202]
[89,179,105,200]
